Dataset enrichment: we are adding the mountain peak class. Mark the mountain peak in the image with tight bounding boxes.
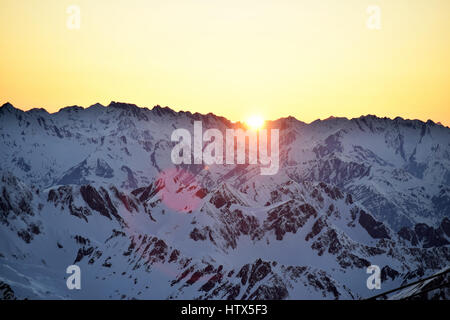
[321,116,349,123]
[0,102,16,112]
[151,105,177,117]
[58,105,84,113]
[108,101,140,110]
[88,102,105,109]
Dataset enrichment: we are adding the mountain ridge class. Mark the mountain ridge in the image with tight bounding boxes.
[0,100,449,299]
[2,101,448,128]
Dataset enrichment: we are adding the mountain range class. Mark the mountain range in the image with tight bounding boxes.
[0,101,449,299]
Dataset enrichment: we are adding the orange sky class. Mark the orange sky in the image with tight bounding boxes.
[1,0,449,125]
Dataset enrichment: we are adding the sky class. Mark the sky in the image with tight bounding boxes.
[1,0,449,125]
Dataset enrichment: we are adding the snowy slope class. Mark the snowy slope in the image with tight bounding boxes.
[0,102,449,299]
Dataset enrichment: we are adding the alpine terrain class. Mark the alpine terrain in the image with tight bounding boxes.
[0,101,449,299]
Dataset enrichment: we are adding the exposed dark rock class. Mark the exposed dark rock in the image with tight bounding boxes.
[265,200,317,241]
[399,219,449,248]
[0,281,16,300]
[381,265,400,281]
[95,158,114,178]
[80,185,124,225]
[359,210,390,239]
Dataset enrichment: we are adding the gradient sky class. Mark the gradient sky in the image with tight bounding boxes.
[1,0,449,125]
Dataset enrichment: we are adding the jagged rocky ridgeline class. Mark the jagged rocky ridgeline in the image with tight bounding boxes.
[0,102,449,299]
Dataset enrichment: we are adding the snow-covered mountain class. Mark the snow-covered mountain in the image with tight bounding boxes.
[0,101,449,299]
[389,267,450,300]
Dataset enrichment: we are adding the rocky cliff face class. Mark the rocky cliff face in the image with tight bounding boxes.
[0,102,449,299]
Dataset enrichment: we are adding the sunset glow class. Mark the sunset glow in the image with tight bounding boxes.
[245,115,265,130]
[0,0,449,125]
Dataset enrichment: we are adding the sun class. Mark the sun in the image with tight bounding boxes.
[245,115,265,130]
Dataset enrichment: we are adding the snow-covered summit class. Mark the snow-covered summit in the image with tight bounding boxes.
[0,102,449,299]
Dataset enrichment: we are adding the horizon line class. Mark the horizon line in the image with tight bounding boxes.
[1,100,448,129]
